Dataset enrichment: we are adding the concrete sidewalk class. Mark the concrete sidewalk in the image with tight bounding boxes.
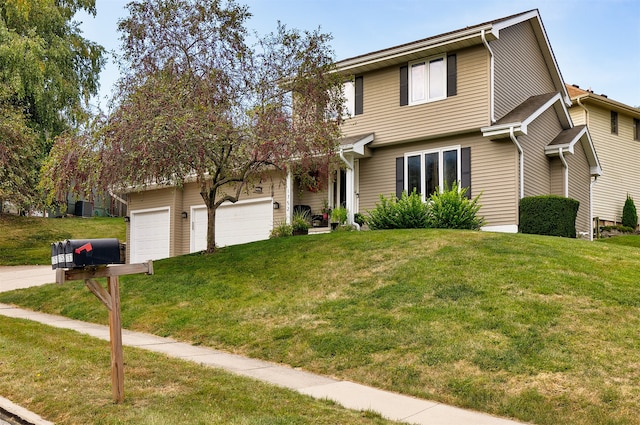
[0,267,526,425]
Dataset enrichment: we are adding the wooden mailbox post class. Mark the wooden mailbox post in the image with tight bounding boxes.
[55,262,153,403]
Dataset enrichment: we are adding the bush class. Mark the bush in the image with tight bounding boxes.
[270,222,293,238]
[427,182,485,230]
[330,206,348,225]
[366,186,485,231]
[366,190,430,230]
[519,195,579,238]
[622,194,638,229]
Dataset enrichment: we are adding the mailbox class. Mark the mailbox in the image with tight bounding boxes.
[51,238,123,269]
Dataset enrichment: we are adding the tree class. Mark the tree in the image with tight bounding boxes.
[622,194,638,230]
[42,0,345,252]
[0,0,105,211]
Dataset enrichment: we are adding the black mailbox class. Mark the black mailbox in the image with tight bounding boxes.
[51,238,123,269]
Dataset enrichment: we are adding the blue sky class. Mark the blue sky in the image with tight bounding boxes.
[77,0,640,109]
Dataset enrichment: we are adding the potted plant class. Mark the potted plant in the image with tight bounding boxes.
[330,206,348,230]
[291,210,310,236]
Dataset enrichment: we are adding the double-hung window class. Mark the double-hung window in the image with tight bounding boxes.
[405,146,461,201]
[341,76,363,117]
[409,55,446,104]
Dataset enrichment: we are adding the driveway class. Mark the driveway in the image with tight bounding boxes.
[0,266,56,293]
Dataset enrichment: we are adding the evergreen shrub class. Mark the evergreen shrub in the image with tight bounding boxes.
[519,195,579,238]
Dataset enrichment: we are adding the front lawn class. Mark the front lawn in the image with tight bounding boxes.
[2,229,640,424]
[0,214,126,265]
[0,316,396,425]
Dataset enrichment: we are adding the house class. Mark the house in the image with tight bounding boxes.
[125,9,602,263]
[566,84,640,228]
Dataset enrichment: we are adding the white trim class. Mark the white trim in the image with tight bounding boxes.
[481,224,518,233]
[408,54,447,105]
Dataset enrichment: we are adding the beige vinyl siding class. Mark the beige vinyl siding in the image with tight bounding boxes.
[520,108,563,197]
[341,45,489,147]
[574,104,640,224]
[549,157,563,195]
[293,186,328,216]
[567,141,592,235]
[357,133,519,227]
[493,21,556,120]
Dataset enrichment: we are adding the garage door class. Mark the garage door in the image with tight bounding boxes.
[130,208,170,263]
[191,198,273,251]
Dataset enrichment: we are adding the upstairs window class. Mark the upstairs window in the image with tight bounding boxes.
[342,76,363,117]
[409,55,446,104]
[400,54,456,106]
[611,111,618,135]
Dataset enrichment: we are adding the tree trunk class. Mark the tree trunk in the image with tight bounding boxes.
[206,203,217,253]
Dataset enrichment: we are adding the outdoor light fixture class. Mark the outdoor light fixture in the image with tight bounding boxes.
[124,216,130,223]
[181,211,188,219]
[254,186,263,193]
[273,201,280,209]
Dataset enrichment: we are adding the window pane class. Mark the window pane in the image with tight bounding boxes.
[425,152,439,196]
[429,58,445,99]
[411,63,426,103]
[443,150,458,191]
[343,81,355,117]
[407,155,422,195]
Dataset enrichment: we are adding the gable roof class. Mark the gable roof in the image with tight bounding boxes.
[481,92,570,137]
[567,84,640,118]
[335,9,569,103]
[545,125,602,176]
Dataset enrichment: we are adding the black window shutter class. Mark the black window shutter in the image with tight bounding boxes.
[461,147,471,199]
[447,54,457,97]
[396,157,404,199]
[355,76,363,115]
[400,66,408,106]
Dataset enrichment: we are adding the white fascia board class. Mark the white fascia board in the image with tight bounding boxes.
[341,134,374,157]
[481,123,524,138]
[336,26,495,73]
[521,93,568,130]
[491,10,540,34]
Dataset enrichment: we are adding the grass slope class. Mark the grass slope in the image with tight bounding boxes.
[2,229,640,424]
[0,214,126,266]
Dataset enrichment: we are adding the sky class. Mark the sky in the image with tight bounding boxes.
[76,0,640,109]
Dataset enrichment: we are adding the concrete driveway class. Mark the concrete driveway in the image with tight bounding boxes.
[0,266,56,292]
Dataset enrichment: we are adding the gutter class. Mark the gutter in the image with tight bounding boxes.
[509,127,524,199]
[575,95,590,128]
[481,30,496,124]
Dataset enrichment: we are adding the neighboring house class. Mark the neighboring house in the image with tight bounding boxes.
[125,9,602,263]
[566,84,640,228]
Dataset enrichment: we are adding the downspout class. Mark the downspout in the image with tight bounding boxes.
[575,96,590,128]
[481,30,496,123]
[339,148,360,230]
[558,148,569,198]
[590,176,598,241]
[509,127,524,199]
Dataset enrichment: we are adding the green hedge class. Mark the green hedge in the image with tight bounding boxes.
[519,195,579,238]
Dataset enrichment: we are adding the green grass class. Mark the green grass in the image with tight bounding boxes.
[0,213,126,265]
[597,234,640,248]
[2,224,640,424]
[0,316,397,425]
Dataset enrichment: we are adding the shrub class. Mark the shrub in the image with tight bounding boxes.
[366,190,430,230]
[622,194,638,230]
[519,195,579,238]
[353,212,366,227]
[270,222,293,238]
[330,206,348,225]
[291,210,310,232]
[427,182,485,230]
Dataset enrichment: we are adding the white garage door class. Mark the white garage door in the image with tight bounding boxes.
[130,208,170,263]
[191,198,273,251]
